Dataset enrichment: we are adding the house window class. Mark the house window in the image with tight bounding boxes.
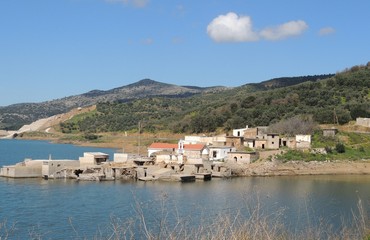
[213,151,217,158]
[272,135,274,138]
[272,142,274,145]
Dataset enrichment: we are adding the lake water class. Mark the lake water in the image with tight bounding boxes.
[0,139,369,239]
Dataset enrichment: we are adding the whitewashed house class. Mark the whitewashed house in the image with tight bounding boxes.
[208,146,236,161]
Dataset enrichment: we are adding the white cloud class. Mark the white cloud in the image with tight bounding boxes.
[104,0,149,8]
[207,12,259,42]
[319,27,335,36]
[207,12,308,43]
[260,20,308,41]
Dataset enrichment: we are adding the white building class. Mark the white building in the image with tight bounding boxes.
[209,146,236,161]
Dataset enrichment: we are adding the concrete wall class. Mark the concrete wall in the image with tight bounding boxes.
[0,160,43,178]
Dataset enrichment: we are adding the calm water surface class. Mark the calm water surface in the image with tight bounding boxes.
[0,139,369,239]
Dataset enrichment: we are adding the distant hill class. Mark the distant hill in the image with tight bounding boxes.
[2,68,366,133]
[57,65,369,134]
[249,74,334,90]
[0,79,228,130]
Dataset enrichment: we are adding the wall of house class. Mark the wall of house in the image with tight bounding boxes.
[244,140,254,148]
[233,127,248,137]
[267,134,280,149]
[226,137,243,147]
[296,135,311,149]
[255,139,267,149]
[184,150,201,159]
[114,153,129,163]
[209,147,235,161]
[227,152,259,164]
[42,160,79,178]
[243,128,258,138]
[356,118,370,127]
[281,137,296,149]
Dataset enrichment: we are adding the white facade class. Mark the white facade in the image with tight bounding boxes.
[232,126,249,137]
[79,152,109,167]
[296,135,311,149]
[209,146,236,161]
[184,135,227,145]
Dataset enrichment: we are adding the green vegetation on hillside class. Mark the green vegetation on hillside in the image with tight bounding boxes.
[60,64,370,134]
[276,130,370,162]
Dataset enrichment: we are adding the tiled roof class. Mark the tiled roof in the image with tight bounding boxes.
[148,142,206,151]
[183,144,205,151]
[148,143,177,149]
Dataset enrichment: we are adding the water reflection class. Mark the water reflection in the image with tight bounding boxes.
[1,175,370,239]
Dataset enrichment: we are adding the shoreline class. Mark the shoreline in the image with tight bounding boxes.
[6,136,370,178]
[235,160,370,177]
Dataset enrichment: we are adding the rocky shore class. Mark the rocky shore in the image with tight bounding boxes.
[229,159,370,177]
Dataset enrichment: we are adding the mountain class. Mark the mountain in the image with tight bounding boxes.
[0,71,357,131]
[57,65,370,134]
[0,79,228,130]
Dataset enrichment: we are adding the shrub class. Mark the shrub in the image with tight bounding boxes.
[335,143,346,153]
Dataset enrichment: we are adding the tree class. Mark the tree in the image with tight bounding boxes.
[269,115,318,136]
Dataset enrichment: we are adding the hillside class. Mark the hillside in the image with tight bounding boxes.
[56,65,369,134]
[0,79,228,130]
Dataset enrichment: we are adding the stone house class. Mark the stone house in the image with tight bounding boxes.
[227,152,259,164]
[266,133,280,149]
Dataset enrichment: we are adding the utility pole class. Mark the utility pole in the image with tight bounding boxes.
[137,120,141,156]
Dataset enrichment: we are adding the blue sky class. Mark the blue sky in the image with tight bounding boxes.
[1,0,369,106]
